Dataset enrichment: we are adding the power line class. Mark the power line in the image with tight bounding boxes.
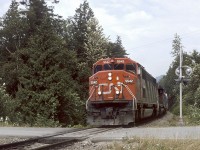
[129,29,200,50]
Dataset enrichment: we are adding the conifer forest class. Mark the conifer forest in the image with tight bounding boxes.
[0,0,200,126]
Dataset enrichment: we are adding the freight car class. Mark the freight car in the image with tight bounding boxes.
[86,57,167,125]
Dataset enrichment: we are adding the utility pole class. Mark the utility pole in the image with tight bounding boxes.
[179,46,184,126]
[175,47,192,126]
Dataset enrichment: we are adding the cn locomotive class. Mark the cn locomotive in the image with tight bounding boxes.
[86,57,167,125]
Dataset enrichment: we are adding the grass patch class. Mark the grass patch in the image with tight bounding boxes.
[167,114,179,126]
[106,137,200,150]
[0,121,16,127]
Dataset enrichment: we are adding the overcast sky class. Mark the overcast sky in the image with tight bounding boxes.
[1,0,200,77]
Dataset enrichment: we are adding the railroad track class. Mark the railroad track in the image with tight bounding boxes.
[0,112,166,149]
[0,127,118,150]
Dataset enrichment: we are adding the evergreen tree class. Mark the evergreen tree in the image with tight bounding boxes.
[17,35,80,125]
[69,0,108,103]
[0,0,24,60]
[160,34,200,111]
[0,0,27,97]
[159,34,184,102]
[9,0,82,126]
[171,33,182,57]
[106,36,128,58]
[190,50,200,64]
[163,35,200,122]
[71,0,94,61]
[183,50,200,106]
[84,18,108,68]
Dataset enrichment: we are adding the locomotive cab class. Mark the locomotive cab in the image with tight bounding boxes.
[91,59,137,101]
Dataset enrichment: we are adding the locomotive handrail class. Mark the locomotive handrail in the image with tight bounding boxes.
[86,86,95,111]
[89,85,95,94]
[122,83,137,110]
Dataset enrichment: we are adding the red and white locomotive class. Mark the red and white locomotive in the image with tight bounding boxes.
[86,57,167,125]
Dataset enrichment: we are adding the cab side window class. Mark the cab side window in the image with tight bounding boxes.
[94,65,102,74]
[126,64,136,74]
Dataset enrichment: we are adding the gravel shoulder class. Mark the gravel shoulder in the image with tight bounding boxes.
[66,112,200,150]
[139,111,177,127]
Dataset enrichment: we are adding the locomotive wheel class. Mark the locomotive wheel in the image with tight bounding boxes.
[152,107,157,117]
[158,106,162,116]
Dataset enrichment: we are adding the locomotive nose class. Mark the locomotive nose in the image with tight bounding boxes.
[90,70,136,101]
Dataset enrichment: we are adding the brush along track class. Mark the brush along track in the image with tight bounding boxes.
[0,128,118,150]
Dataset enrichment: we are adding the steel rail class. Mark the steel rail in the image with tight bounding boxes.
[30,128,118,150]
[0,127,92,150]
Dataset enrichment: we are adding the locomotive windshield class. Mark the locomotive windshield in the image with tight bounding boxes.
[93,62,136,74]
[126,64,136,74]
[104,64,113,70]
[114,64,124,70]
[104,63,124,70]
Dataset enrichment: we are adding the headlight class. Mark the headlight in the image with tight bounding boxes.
[116,90,120,95]
[108,72,112,76]
[98,91,102,95]
[108,76,112,81]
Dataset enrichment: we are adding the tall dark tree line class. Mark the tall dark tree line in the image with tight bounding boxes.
[0,0,127,126]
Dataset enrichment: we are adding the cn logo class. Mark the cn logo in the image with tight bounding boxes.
[98,83,122,95]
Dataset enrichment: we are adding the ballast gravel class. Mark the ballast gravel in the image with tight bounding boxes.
[0,137,26,144]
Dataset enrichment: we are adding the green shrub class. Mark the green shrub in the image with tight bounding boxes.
[33,114,60,127]
[187,105,200,124]
[171,101,188,116]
